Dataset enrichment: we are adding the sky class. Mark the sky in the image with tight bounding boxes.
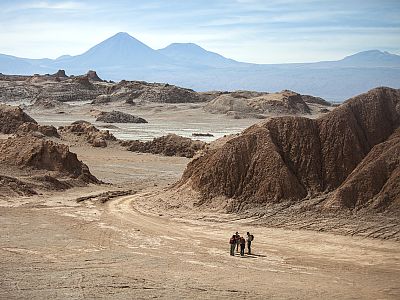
[0,0,399,64]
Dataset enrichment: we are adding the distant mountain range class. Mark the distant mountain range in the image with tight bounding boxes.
[1,32,400,101]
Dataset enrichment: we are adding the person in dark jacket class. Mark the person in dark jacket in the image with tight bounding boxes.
[240,237,246,256]
[246,232,253,254]
[229,235,236,256]
[235,232,240,252]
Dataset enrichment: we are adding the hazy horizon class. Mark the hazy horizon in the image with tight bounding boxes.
[1,0,399,64]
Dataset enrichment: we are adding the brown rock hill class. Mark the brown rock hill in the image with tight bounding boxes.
[178,87,400,213]
[0,135,99,184]
[326,128,400,212]
[96,110,147,123]
[59,121,117,147]
[204,90,311,117]
[121,134,205,158]
[0,104,37,133]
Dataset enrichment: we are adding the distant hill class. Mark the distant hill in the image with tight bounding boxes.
[1,32,400,101]
[158,43,246,68]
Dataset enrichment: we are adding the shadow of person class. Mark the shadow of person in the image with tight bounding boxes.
[246,254,267,258]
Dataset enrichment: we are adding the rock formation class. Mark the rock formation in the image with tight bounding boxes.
[0,104,37,133]
[107,81,202,103]
[16,122,60,138]
[59,121,117,147]
[204,90,311,117]
[52,69,68,78]
[86,70,103,82]
[0,135,99,184]
[121,134,205,158]
[178,87,400,213]
[301,94,331,106]
[96,110,148,123]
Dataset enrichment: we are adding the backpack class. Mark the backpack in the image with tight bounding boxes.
[230,237,235,244]
[250,234,254,241]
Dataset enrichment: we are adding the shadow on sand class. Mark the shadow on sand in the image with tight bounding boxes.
[235,253,267,259]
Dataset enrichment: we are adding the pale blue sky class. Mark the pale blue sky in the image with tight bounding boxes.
[1,0,399,63]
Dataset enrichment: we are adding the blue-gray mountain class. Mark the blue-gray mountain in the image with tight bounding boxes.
[1,32,400,101]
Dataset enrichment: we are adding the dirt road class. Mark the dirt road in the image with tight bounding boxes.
[1,189,399,299]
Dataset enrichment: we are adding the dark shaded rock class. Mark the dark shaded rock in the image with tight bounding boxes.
[122,134,205,158]
[17,122,60,138]
[301,94,331,106]
[92,138,107,148]
[92,95,111,105]
[0,136,99,184]
[192,133,214,137]
[86,70,103,82]
[96,110,147,123]
[178,87,400,213]
[59,121,116,147]
[52,70,67,78]
[0,104,37,134]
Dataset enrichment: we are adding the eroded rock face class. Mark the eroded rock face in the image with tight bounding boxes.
[52,70,68,78]
[301,94,331,106]
[59,121,117,147]
[0,136,99,183]
[108,81,202,103]
[0,104,37,134]
[0,175,38,197]
[16,122,60,138]
[204,90,311,116]
[86,70,103,82]
[326,128,400,212]
[96,111,147,123]
[122,134,205,158]
[178,87,400,213]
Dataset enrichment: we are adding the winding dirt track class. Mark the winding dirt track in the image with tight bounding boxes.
[1,191,400,299]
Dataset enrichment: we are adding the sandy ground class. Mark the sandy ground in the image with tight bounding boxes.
[1,104,399,299]
[1,187,399,299]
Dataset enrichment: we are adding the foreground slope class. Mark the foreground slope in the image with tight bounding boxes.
[178,87,400,214]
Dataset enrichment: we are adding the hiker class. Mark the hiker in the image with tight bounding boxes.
[247,232,254,254]
[229,235,236,256]
[235,232,240,252]
[240,236,246,256]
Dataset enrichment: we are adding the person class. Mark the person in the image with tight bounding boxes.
[240,237,246,256]
[229,235,236,256]
[246,232,254,255]
[235,232,240,252]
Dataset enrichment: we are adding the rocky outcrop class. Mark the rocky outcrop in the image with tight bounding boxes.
[0,175,38,197]
[138,84,201,103]
[301,94,331,106]
[96,110,148,123]
[16,122,59,138]
[204,90,310,117]
[92,95,111,105]
[122,134,205,158]
[31,98,69,110]
[59,121,117,147]
[107,81,202,103]
[326,128,400,212]
[0,104,37,134]
[178,87,400,213]
[86,70,103,82]
[0,136,99,184]
[52,70,68,78]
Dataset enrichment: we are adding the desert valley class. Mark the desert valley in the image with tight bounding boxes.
[0,67,399,299]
